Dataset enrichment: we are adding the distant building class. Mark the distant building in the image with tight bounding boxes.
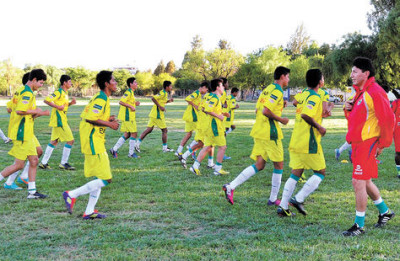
[113,66,137,75]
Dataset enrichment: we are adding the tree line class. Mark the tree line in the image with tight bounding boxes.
[0,1,398,96]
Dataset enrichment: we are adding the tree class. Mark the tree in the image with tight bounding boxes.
[205,48,244,79]
[191,35,203,51]
[0,59,24,95]
[154,73,176,93]
[135,71,155,95]
[65,67,96,90]
[153,60,165,76]
[45,65,64,89]
[165,61,176,74]
[368,0,396,32]
[288,55,309,88]
[113,69,133,93]
[218,39,231,50]
[286,23,310,58]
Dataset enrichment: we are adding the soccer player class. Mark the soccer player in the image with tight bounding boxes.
[0,129,11,144]
[189,78,230,176]
[392,89,400,178]
[135,81,174,152]
[342,57,395,236]
[335,141,352,162]
[175,82,209,156]
[110,77,140,158]
[39,75,76,170]
[277,69,328,217]
[223,66,290,205]
[63,70,119,219]
[0,69,50,198]
[224,87,239,135]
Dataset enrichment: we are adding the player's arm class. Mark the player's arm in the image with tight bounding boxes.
[151,96,165,111]
[262,107,289,125]
[373,91,395,149]
[301,114,326,136]
[44,91,65,111]
[86,119,119,130]
[16,108,49,117]
[69,98,76,106]
[44,99,65,111]
[119,101,135,111]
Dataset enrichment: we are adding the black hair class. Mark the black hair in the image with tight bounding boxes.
[29,69,47,81]
[306,69,323,89]
[22,72,30,85]
[60,75,71,86]
[210,78,223,92]
[163,81,172,89]
[231,87,239,93]
[274,66,290,80]
[126,77,136,87]
[96,70,113,90]
[200,81,209,88]
[353,57,375,78]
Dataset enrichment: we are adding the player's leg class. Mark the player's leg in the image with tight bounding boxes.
[60,140,75,170]
[40,139,58,169]
[366,180,395,228]
[110,132,129,158]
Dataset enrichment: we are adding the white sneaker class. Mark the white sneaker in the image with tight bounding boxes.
[163,147,174,153]
[135,144,141,153]
[4,138,11,144]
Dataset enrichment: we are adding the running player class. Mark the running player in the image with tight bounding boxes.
[392,89,400,178]
[224,87,239,135]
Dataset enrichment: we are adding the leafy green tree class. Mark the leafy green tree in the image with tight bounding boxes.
[0,59,24,95]
[154,73,176,93]
[135,71,155,95]
[288,55,309,87]
[45,65,64,88]
[174,78,199,90]
[165,61,176,74]
[113,69,133,93]
[286,23,310,58]
[368,0,396,32]
[65,66,96,90]
[205,48,244,79]
[154,60,165,76]
[218,39,231,50]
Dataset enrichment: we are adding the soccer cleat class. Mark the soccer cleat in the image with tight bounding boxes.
[27,191,48,199]
[223,155,231,160]
[109,148,118,158]
[162,147,174,153]
[3,182,23,190]
[4,138,12,144]
[289,197,307,215]
[83,210,106,220]
[174,151,182,157]
[189,166,201,176]
[135,144,141,153]
[348,150,352,163]
[128,152,140,158]
[207,164,215,169]
[39,163,51,169]
[298,173,307,183]
[335,149,340,161]
[180,158,187,169]
[62,191,76,214]
[267,199,281,206]
[277,207,296,217]
[17,177,28,186]
[214,169,230,176]
[342,223,365,237]
[59,163,76,170]
[222,184,234,205]
[374,211,395,228]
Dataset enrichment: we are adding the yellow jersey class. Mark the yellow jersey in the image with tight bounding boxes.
[7,85,25,137]
[226,94,237,123]
[289,89,323,154]
[204,93,224,137]
[117,89,137,122]
[80,91,110,155]
[182,90,202,123]
[45,88,70,127]
[9,85,36,141]
[149,89,169,120]
[250,83,284,141]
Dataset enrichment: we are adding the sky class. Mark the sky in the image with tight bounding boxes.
[0,0,373,72]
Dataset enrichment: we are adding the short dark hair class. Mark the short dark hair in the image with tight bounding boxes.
[274,66,290,80]
[96,70,113,90]
[353,57,375,78]
[163,81,172,89]
[60,75,71,86]
[306,69,323,89]
[200,81,209,88]
[210,78,223,92]
[126,77,136,87]
[231,87,239,93]
[22,72,30,85]
[29,69,47,81]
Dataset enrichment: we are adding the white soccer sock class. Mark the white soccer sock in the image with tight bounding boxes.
[41,144,55,165]
[189,140,198,148]
[0,173,4,182]
[177,145,184,154]
[28,182,36,194]
[339,142,351,154]
[214,163,222,172]
[182,149,191,160]
[69,179,106,198]
[193,161,200,169]
[0,128,8,142]
[20,162,30,180]
[113,136,126,152]
[280,175,299,209]
[6,171,20,185]
[207,156,214,167]
[269,169,283,202]
[61,144,72,164]
[294,173,324,203]
[226,128,233,134]
[230,165,258,190]
[129,138,136,155]
[85,188,101,215]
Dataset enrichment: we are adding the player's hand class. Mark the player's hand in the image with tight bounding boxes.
[169,98,174,103]
[70,98,77,105]
[109,121,120,130]
[160,106,165,111]
[223,112,230,118]
[281,117,289,125]
[284,100,288,108]
[58,104,65,111]
[345,99,354,111]
[41,110,50,116]
[130,106,136,111]
[376,147,384,157]
[109,115,117,122]
[136,101,140,106]
[318,126,326,136]
[7,108,12,113]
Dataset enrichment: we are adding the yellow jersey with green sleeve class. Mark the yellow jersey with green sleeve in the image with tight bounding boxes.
[45,88,70,128]
[226,94,237,123]
[79,91,110,155]
[182,90,202,123]
[149,89,169,120]
[289,89,323,154]
[117,88,136,122]
[7,85,25,137]
[250,83,284,141]
[197,93,211,132]
[9,85,36,141]
[204,93,224,137]
[319,88,329,103]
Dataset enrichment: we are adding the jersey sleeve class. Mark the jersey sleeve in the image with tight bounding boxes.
[15,92,33,112]
[45,90,61,103]
[264,89,283,111]
[302,95,321,118]
[204,96,218,113]
[230,97,237,109]
[120,90,130,103]
[85,98,107,121]
[185,91,198,102]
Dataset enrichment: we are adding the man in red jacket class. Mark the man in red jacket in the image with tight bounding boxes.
[342,57,395,236]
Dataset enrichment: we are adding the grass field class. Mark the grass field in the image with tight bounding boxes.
[0,97,399,260]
